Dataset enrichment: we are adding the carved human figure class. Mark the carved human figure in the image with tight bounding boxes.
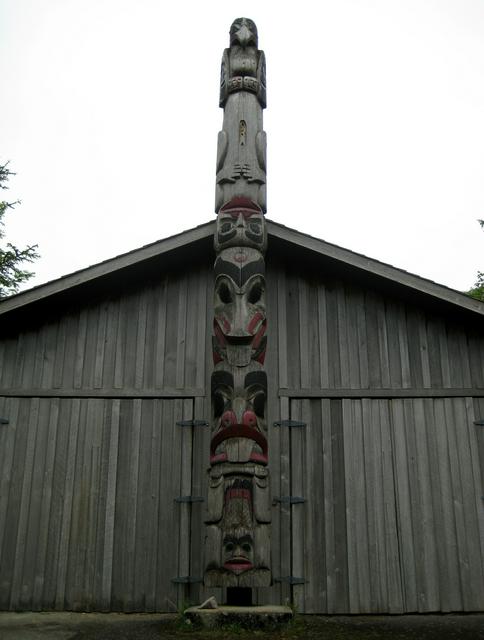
[219,18,266,109]
[215,18,267,213]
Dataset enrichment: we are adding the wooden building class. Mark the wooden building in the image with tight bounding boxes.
[0,219,483,613]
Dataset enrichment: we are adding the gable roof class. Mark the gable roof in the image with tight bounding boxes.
[0,219,483,320]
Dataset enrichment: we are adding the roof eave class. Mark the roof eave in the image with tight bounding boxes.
[0,221,215,316]
[1,218,482,319]
[267,220,484,318]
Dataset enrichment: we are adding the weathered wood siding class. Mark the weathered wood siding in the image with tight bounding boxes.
[0,263,213,611]
[271,397,484,613]
[1,251,484,612]
[0,267,210,396]
[0,395,214,611]
[264,258,484,612]
[266,259,484,393]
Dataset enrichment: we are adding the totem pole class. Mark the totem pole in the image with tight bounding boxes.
[204,18,271,590]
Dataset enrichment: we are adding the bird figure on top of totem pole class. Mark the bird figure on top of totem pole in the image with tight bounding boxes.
[205,17,271,589]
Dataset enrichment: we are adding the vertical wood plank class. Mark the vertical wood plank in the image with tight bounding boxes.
[134,291,148,390]
[330,399,349,612]
[379,400,403,612]
[277,269,288,389]
[9,398,40,609]
[417,314,431,388]
[32,399,60,609]
[101,399,120,610]
[337,287,350,388]
[302,399,326,613]
[343,399,371,612]
[154,279,168,389]
[285,272,301,389]
[55,399,80,609]
[175,277,188,389]
[454,398,484,609]
[0,398,19,569]
[317,286,330,389]
[365,293,381,388]
[93,305,108,389]
[298,279,310,389]
[278,396,291,606]
[326,287,341,388]
[42,399,71,608]
[376,299,391,388]
[101,299,120,390]
[289,399,305,611]
[429,399,462,610]
[345,288,362,389]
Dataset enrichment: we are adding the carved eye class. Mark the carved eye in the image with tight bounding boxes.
[225,542,235,552]
[218,282,233,304]
[252,392,265,418]
[242,543,251,553]
[220,221,234,234]
[213,391,228,417]
[248,281,263,304]
[248,221,262,235]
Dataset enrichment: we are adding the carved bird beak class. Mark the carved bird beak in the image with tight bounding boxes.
[235,25,254,47]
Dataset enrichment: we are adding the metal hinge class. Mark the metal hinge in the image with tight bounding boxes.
[174,496,205,503]
[176,419,209,427]
[274,576,307,585]
[171,576,203,584]
[474,419,484,426]
[273,496,306,505]
[0,418,9,425]
[273,420,306,428]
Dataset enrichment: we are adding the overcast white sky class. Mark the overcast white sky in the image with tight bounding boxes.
[1,0,483,293]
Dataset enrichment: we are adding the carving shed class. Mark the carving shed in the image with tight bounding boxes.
[1,17,484,615]
[1,221,484,613]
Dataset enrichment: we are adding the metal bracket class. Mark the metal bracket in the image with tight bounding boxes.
[174,496,204,503]
[171,576,203,584]
[0,418,9,425]
[474,420,484,426]
[273,420,306,428]
[274,576,307,585]
[273,496,306,505]
[176,419,209,428]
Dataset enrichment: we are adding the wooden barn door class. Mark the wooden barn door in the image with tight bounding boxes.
[280,397,484,614]
[0,395,206,612]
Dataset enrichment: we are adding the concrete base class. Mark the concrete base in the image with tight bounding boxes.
[184,604,293,629]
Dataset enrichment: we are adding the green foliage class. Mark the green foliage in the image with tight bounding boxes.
[0,162,39,298]
[467,219,484,301]
[467,272,484,301]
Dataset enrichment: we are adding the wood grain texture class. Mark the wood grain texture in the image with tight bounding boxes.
[1,252,484,614]
[266,258,484,394]
[0,264,212,397]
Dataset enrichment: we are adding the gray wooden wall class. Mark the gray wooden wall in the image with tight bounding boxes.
[0,253,483,612]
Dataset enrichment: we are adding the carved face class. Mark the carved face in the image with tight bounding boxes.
[230,18,258,48]
[215,198,266,253]
[222,478,254,573]
[223,534,254,573]
[211,371,267,464]
[214,273,265,336]
[213,269,266,365]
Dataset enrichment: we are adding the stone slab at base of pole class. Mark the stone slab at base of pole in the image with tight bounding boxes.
[184,605,293,629]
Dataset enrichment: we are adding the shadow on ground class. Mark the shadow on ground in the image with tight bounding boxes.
[0,612,483,639]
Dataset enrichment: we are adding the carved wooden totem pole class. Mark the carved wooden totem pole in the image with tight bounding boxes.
[204,18,271,591]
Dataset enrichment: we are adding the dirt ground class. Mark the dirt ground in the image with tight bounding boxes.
[0,612,483,640]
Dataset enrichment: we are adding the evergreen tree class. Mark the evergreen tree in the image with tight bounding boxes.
[0,162,39,298]
[467,220,484,301]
